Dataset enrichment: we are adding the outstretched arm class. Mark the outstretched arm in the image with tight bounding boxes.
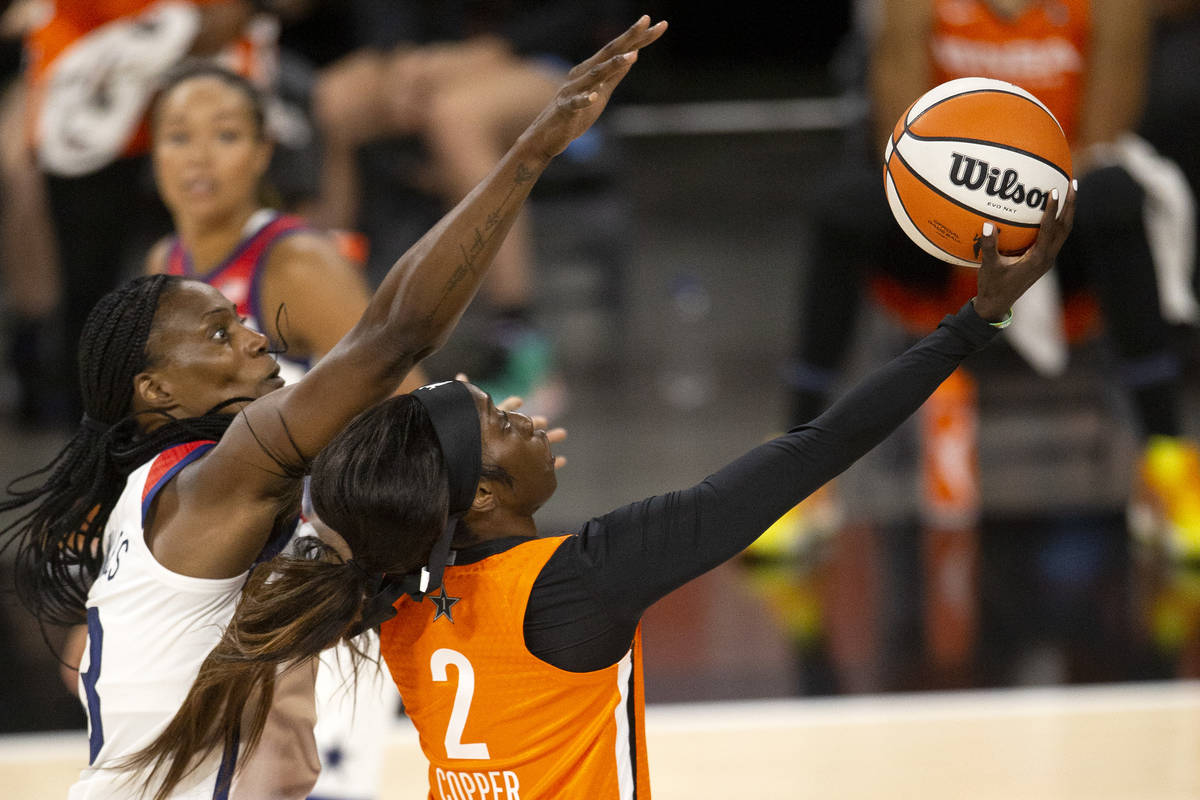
[260,233,432,389]
[276,16,663,453]
[526,189,1076,670]
[158,17,668,577]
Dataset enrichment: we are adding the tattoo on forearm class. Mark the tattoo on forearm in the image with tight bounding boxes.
[423,163,534,324]
[468,227,486,256]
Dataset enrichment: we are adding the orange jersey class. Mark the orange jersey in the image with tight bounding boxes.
[380,535,652,800]
[25,0,275,165]
[26,0,195,83]
[929,0,1091,144]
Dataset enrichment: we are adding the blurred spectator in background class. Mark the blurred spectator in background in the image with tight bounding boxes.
[1140,0,1200,286]
[0,0,59,426]
[13,0,276,426]
[1129,0,1200,678]
[759,0,1198,689]
[291,0,628,408]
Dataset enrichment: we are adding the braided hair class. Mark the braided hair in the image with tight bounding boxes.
[0,275,246,627]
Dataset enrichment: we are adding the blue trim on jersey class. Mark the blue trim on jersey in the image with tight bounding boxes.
[254,516,300,566]
[167,238,191,276]
[247,221,308,361]
[172,214,280,281]
[140,442,216,525]
[213,725,240,800]
[82,607,104,764]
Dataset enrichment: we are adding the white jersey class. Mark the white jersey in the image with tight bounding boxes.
[70,441,246,799]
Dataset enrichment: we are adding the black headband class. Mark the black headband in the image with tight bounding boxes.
[412,379,482,517]
[349,381,483,634]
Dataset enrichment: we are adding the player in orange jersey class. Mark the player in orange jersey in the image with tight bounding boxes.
[128,187,1076,797]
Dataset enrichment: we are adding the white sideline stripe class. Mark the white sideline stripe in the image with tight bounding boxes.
[6,681,1199,763]
[613,651,635,800]
[608,96,868,137]
[640,680,1200,733]
[0,730,87,762]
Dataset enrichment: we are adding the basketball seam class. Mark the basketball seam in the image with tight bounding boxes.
[904,88,1066,140]
[889,143,1040,230]
[906,89,1020,129]
[884,169,976,267]
[901,131,1072,177]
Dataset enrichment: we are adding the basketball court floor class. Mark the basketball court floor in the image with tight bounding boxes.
[6,681,1200,798]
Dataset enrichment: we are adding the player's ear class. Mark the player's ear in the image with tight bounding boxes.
[132,370,175,412]
[471,481,498,514]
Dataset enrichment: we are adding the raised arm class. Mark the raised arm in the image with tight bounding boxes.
[258,232,431,390]
[156,16,667,577]
[532,189,1076,665]
[275,16,663,447]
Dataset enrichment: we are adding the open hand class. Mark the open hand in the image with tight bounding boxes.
[523,15,667,160]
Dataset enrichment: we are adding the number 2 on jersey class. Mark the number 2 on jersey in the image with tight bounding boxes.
[431,648,490,759]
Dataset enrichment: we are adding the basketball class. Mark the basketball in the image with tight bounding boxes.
[883,77,1073,267]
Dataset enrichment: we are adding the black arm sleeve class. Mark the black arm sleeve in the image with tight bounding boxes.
[524,302,1001,671]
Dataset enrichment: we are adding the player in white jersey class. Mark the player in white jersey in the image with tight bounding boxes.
[0,17,664,798]
[75,441,248,798]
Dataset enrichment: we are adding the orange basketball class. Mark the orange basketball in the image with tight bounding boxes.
[883,77,1073,267]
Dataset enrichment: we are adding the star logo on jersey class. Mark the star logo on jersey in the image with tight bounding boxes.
[323,744,344,771]
[428,586,460,623]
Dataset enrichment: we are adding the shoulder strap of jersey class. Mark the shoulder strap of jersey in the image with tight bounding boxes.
[246,214,310,259]
[240,215,312,280]
[140,440,217,524]
[243,214,312,335]
[165,237,189,277]
[173,212,308,284]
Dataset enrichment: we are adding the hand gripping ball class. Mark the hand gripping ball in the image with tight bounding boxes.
[883,77,1073,267]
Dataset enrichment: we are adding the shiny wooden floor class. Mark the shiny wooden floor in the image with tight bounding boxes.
[7,681,1200,799]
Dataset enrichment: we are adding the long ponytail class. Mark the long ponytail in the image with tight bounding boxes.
[125,394,456,797]
[121,537,376,800]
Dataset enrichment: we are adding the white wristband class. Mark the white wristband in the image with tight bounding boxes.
[971,297,1013,329]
